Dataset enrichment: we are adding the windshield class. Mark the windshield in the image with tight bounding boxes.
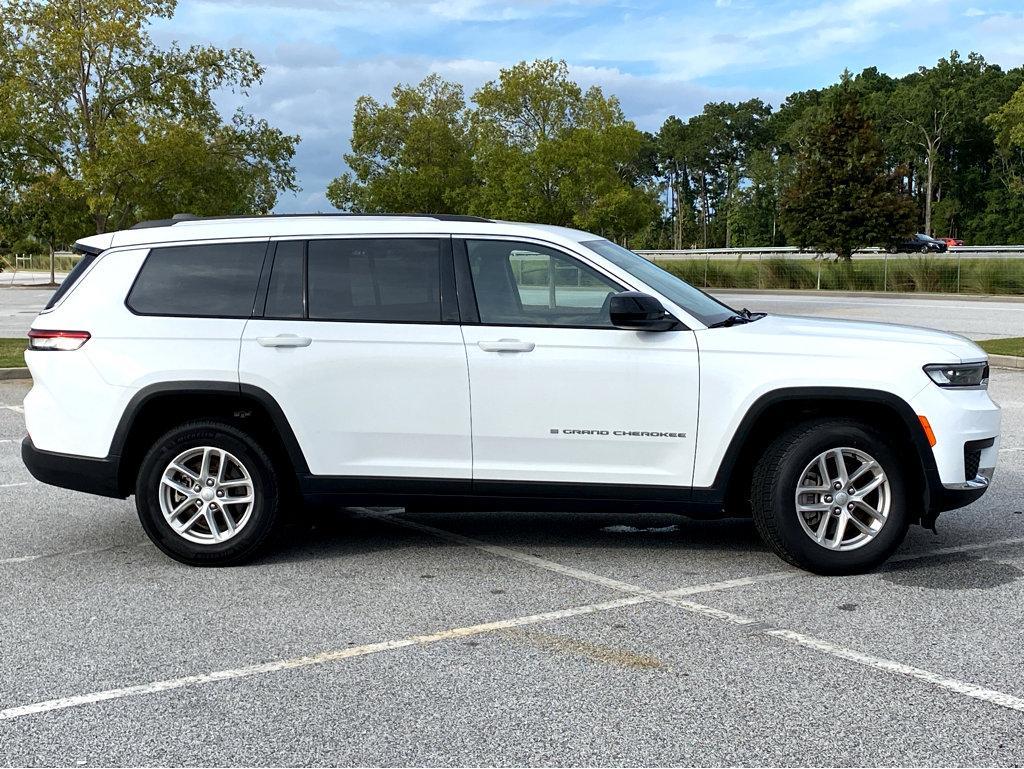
[581,240,738,327]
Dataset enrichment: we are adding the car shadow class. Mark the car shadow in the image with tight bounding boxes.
[262,507,768,566]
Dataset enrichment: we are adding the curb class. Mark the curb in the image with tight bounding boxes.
[0,368,30,380]
[990,354,1024,370]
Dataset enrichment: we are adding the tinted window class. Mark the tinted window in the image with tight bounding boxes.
[582,239,733,327]
[45,251,97,310]
[127,242,266,317]
[307,239,441,322]
[467,240,620,327]
[265,241,304,318]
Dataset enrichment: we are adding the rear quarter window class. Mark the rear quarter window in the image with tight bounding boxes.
[44,252,98,310]
[127,242,268,318]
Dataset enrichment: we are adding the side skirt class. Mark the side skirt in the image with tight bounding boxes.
[298,475,728,517]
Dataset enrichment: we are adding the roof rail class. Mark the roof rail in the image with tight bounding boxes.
[128,212,492,230]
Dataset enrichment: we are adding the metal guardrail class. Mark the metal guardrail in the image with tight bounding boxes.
[636,246,1024,260]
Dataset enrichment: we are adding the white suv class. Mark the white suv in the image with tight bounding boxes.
[22,214,1000,574]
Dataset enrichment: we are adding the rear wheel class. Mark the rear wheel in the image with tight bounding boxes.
[751,419,909,575]
[135,421,283,566]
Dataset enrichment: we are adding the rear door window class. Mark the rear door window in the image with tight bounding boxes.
[127,242,268,317]
[307,238,442,323]
[264,241,305,319]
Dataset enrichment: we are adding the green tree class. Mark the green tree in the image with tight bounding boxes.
[0,0,298,234]
[327,75,475,213]
[0,174,91,283]
[656,99,771,248]
[469,59,658,242]
[781,85,916,260]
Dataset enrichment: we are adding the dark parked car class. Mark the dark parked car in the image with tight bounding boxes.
[889,234,948,253]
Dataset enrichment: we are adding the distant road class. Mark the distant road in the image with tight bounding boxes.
[0,282,1020,341]
[712,291,1024,341]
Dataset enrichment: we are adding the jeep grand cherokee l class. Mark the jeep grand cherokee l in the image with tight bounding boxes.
[21,214,1000,574]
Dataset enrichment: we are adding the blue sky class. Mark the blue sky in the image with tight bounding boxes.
[150,0,1024,213]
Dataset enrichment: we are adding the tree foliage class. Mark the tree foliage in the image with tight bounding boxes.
[0,0,298,240]
[780,85,916,260]
[331,60,659,243]
[327,75,474,214]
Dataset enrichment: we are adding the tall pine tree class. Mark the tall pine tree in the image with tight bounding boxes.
[781,81,916,260]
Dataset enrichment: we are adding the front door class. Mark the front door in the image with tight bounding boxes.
[239,236,471,478]
[458,238,700,488]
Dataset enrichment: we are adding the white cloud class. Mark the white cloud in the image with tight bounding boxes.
[154,0,1020,213]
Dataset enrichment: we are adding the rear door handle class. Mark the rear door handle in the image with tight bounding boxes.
[257,334,312,348]
[477,339,535,353]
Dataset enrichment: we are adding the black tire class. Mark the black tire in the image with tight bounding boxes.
[751,418,909,575]
[135,421,283,566]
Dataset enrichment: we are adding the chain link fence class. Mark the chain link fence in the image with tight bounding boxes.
[636,246,1024,295]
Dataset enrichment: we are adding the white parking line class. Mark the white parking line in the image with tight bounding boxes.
[0,543,141,566]
[0,577,774,722]
[0,482,31,489]
[768,629,1024,712]
[1,405,24,413]
[356,509,796,601]
[2,517,1022,721]
[366,511,1024,714]
[890,537,1024,561]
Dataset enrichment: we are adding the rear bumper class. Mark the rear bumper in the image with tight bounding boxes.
[21,437,125,498]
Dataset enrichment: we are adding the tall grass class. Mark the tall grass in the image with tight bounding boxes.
[658,257,1024,295]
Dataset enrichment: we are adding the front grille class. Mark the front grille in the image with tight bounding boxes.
[963,438,995,481]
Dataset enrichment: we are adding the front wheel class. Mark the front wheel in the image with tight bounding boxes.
[135,421,284,566]
[751,419,909,575]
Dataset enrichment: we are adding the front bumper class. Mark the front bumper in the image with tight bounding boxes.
[21,436,125,498]
[910,381,1000,489]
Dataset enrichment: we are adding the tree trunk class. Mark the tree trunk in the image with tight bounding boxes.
[699,174,709,249]
[924,150,935,237]
[49,245,55,286]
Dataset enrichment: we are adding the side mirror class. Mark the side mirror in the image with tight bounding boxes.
[609,291,681,331]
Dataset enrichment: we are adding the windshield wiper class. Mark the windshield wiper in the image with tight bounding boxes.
[707,307,767,328]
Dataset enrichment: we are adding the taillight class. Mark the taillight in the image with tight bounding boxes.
[27,329,91,351]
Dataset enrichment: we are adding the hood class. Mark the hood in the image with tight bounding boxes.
[699,314,985,364]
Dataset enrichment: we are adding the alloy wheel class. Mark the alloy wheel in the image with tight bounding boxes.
[158,446,256,544]
[794,447,891,551]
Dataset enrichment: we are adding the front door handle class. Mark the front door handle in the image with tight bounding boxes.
[477,339,536,353]
[257,334,312,348]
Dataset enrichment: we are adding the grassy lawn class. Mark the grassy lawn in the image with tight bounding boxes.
[0,338,27,368]
[978,337,1024,358]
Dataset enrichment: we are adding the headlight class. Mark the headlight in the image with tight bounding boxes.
[923,362,989,389]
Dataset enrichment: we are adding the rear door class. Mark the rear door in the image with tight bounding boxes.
[239,236,471,479]
[457,238,700,488]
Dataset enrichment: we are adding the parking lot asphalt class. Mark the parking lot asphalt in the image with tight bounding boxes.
[1,370,1023,766]
[0,288,53,338]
